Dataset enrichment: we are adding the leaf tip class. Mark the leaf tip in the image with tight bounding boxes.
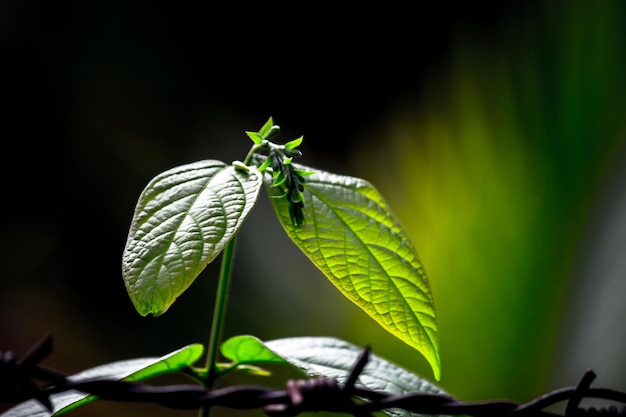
[432,361,442,381]
[425,346,442,381]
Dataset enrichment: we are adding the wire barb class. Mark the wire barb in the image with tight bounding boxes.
[5,336,626,417]
[0,334,66,411]
[566,370,596,416]
[344,345,370,394]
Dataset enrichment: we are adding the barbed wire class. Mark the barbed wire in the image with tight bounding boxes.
[2,334,626,416]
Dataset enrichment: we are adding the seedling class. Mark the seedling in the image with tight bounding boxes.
[3,118,447,416]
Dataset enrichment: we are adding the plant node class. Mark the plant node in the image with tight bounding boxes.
[244,117,311,227]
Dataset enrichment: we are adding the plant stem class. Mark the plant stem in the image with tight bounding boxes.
[200,235,238,416]
[243,143,263,165]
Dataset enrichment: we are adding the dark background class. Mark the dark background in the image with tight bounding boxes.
[1,1,508,346]
[2,2,626,416]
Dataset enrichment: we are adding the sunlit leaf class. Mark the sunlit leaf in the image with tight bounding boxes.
[266,164,441,380]
[264,337,449,417]
[284,136,303,150]
[0,344,204,417]
[221,335,288,365]
[209,335,291,377]
[258,117,274,137]
[245,131,263,144]
[122,160,262,316]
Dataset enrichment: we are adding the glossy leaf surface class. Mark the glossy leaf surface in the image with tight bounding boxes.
[266,165,440,380]
[221,335,287,365]
[212,335,291,377]
[122,160,262,316]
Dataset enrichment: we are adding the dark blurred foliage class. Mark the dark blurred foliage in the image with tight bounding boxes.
[2,1,625,416]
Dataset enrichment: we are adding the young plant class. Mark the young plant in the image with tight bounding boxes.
[3,118,447,417]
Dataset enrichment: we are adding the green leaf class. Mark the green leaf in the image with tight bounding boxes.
[122,160,262,316]
[1,344,204,417]
[296,169,315,176]
[257,155,273,172]
[284,136,303,150]
[264,337,449,417]
[266,164,441,380]
[221,335,289,365]
[125,343,204,381]
[271,171,288,188]
[209,335,291,377]
[258,117,274,137]
[216,335,448,417]
[245,131,263,144]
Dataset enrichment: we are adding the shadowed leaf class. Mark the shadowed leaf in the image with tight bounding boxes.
[265,336,448,417]
[1,344,204,417]
[122,160,262,316]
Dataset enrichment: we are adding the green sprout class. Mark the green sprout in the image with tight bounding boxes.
[244,117,312,227]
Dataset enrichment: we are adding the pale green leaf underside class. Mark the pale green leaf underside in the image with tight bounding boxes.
[216,335,447,417]
[122,160,262,316]
[264,337,449,417]
[266,165,440,380]
[1,344,204,417]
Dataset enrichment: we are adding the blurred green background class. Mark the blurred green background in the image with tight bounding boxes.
[2,1,626,416]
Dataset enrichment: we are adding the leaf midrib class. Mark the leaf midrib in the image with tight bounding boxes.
[304,181,437,333]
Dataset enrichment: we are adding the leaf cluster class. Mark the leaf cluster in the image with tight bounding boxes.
[1,118,444,417]
[120,116,440,377]
[246,117,312,226]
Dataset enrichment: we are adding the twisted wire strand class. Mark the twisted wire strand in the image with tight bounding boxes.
[3,335,626,416]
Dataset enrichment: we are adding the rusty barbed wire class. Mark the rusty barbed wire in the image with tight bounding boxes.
[2,335,626,416]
